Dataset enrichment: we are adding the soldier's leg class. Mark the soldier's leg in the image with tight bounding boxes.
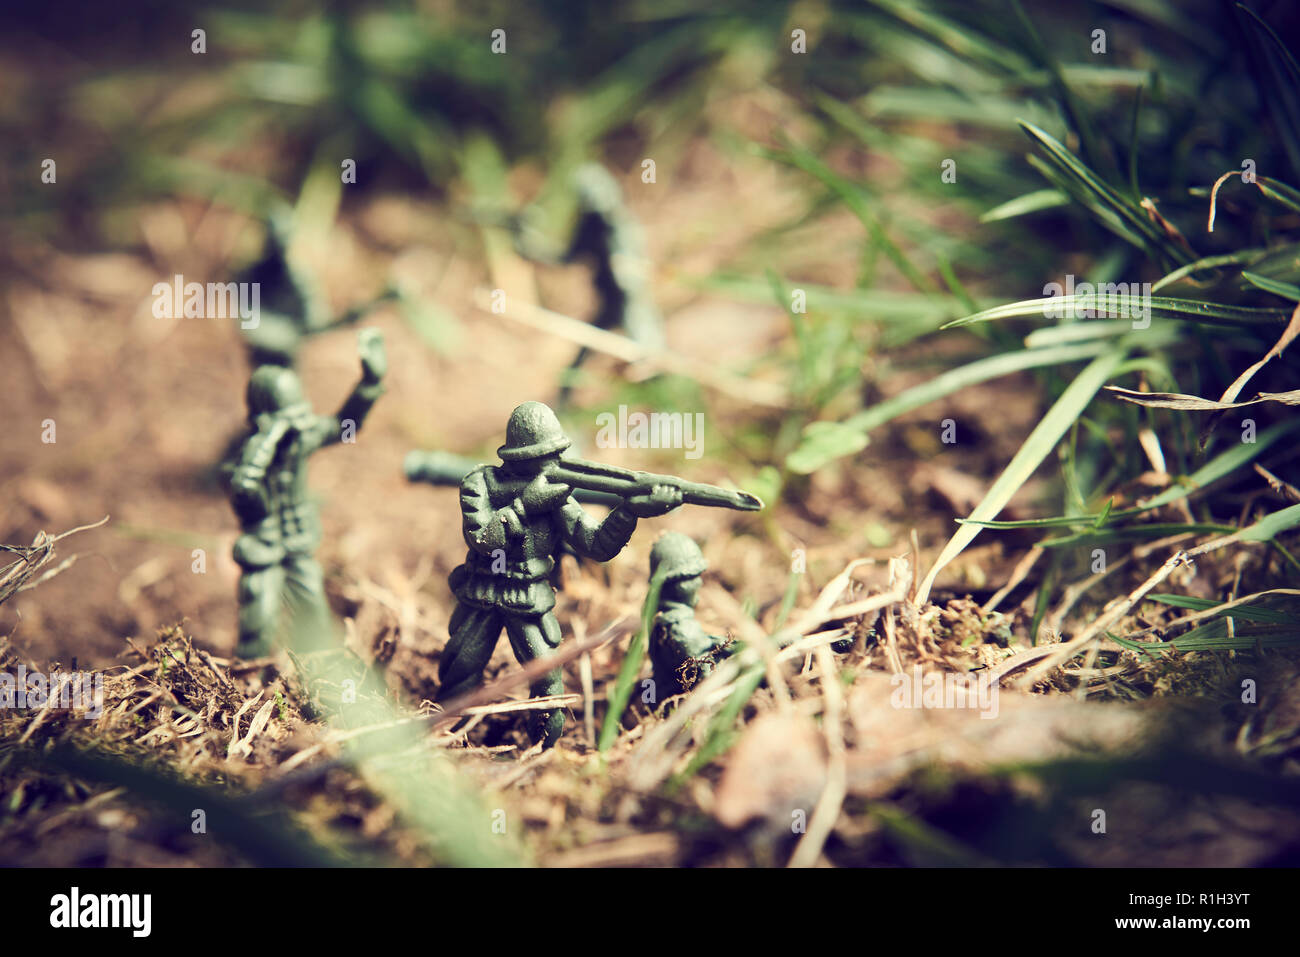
[437,604,503,701]
[283,553,335,652]
[237,564,285,658]
[504,612,565,746]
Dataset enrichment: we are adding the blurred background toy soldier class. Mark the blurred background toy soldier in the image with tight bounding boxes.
[647,533,732,700]
[239,204,397,368]
[227,329,387,657]
[508,164,665,405]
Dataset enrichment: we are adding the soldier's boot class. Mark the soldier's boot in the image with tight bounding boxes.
[236,564,285,658]
[437,604,503,701]
[505,612,565,747]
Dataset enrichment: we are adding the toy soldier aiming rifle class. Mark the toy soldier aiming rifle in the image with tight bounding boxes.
[439,400,760,747]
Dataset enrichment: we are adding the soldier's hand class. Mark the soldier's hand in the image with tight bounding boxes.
[519,474,572,515]
[625,484,683,518]
[358,329,387,384]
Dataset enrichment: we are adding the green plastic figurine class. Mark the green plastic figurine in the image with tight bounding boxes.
[438,401,760,746]
[240,206,397,367]
[647,533,732,699]
[228,329,387,657]
[510,164,664,403]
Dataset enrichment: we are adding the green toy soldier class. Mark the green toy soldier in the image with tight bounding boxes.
[228,329,387,657]
[560,163,664,354]
[647,533,732,699]
[439,401,760,746]
[240,205,397,367]
[509,164,664,403]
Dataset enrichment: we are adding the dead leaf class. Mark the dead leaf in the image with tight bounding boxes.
[1106,386,1300,411]
[714,712,826,830]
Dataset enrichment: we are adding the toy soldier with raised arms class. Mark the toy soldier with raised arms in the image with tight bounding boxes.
[647,533,732,700]
[439,401,760,747]
[502,164,664,405]
[240,204,397,368]
[228,329,387,657]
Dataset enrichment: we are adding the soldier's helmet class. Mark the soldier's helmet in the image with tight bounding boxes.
[246,365,306,416]
[497,401,572,461]
[650,532,707,582]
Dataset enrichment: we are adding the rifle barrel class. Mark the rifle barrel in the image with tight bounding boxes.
[404,452,763,511]
[551,459,762,512]
[405,451,624,507]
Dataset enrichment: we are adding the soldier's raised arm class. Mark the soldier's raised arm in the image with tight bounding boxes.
[315,329,387,449]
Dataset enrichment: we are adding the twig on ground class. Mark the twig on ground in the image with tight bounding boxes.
[1256,464,1300,503]
[1005,526,1275,687]
[474,288,788,408]
[982,546,1043,615]
[789,641,846,868]
[0,516,109,606]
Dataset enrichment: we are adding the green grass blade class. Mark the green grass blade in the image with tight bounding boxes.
[598,571,666,751]
[1037,523,1236,548]
[1146,593,1299,624]
[1019,120,1194,266]
[673,662,766,786]
[1235,3,1300,178]
[1242,271,1300,302]
[944,295,1289,330]
[1257,176,1300,214]
[1010,1,1104,171]
[1110,628,1300,654]
[787,341,1111,474]
[916,345,1130,603]
[963,418,1300,529]
[1023,320,1134,346]
[694,274,961,324]
[1152,249,1269,292]
[11,743,353,867]
[1239,503,1300,542]
[979,188,1070,223]
[865,0,1030,74]
[761,141,939,296]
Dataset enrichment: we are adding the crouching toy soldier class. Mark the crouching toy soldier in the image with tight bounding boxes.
[439,401,761,747]
[228,329,387,657]
[647,533,732,700]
